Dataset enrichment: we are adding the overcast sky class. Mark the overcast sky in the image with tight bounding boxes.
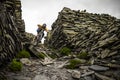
[21,0,120,35]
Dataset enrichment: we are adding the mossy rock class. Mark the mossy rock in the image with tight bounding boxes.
[38,52,46,59]
[9,59,22,72]
[59,47,71,56]
[47,48,59,59]
[66,59,82,69]
[48,53,57,59]
[77,52,89,59]
[16,49,31,58]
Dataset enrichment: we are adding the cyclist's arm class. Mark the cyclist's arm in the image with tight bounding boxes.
[45,28,48,32]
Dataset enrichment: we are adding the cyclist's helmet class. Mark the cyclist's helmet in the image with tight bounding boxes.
[42,23,46,29]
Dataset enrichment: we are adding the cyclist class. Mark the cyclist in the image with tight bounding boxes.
[36,23,48,43]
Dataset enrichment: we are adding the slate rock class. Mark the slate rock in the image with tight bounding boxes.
[72,70,81,79]
[33,75,50,80]
[0,0,24,67]
[89,65,109,71]
[7,76,31,80]
[45,7,120,62]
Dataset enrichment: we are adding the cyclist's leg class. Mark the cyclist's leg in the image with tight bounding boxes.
[39,33,43,43]
[35,33,40,45]
[42,33,44,38]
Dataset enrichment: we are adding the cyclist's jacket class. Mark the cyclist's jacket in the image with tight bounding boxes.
[37,28,42,34]
[37,25,48,34]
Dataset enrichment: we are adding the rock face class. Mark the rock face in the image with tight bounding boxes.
[0,0,25,66]
[45,7,120,59]
[25,32,35,44]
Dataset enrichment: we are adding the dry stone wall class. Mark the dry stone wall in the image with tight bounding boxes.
[45,7,120,60]
[0,0,25,66]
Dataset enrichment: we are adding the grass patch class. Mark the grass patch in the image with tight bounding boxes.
[66,59,82,69]
[77,52,89,59]
[59,47,71,56]
[9,59,22,72]
[16,49,31,58]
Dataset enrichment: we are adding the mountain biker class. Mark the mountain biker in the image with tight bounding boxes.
[36,23,48,43]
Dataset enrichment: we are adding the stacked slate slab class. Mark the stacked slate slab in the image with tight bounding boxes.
[45,7,120,79]
[0,0,25,66]
[45,7,120,66]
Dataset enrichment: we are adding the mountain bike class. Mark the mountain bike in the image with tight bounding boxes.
[34,29,44,45]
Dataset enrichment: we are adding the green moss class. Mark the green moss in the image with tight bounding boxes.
[66,59,82,69]
[77,52,89,59]
[59,47,71,56]
[9,59,22,72]
[16,49,31,58]
[49,54,57,59]
[38,52,46,59]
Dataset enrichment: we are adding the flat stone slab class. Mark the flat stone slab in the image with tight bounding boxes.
[33,75,50,80]
[89,65,109,71]
[7,76,31,80]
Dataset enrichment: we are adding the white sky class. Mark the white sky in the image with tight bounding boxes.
[21,0,120,35]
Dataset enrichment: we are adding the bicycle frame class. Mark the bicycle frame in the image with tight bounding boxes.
[36,29,44,45]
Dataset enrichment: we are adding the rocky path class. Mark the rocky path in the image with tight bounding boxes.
[5,44,76,80]
[4,44,120,80]
[5,58,76,80]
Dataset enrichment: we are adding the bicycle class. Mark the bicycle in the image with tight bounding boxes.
[34,29,44,45]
